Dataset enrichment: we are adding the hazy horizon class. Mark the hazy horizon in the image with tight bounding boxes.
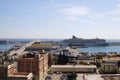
[0,0,120,39]
[0,35,120,40]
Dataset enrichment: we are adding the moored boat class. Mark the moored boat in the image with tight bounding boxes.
[60,35,108,47]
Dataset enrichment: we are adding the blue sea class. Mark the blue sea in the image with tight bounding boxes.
[0,39,61,51]
[0,39,120,53]
[77,39,120,53]
[78,46,120,53]
[0,39,33,51]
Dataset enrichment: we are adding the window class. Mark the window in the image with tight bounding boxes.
[26,63,30,72]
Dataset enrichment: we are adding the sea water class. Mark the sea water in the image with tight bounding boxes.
[0,39,120,53]
[77,46,120,53]
[77,39,120,53]
[0,39,32,51]
[0,38,60,51]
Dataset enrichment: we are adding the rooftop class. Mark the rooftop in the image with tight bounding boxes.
[20,51,40,59]
[27,43,53,49]
[8,72,33,79]
[103,57,120,61]
[65,47,81,57]
[84,74,104,80]
[51,65,97,68]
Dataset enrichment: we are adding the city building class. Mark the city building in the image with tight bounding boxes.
[101,61,118,74]
[17,50,48,80]
[51,65,97,73]
[0,63,15,80]
[0,63,33,80]
[0,65,7,80]
[47,53,60,67]
[68,56,95,65]
[25,42,53,51]
[7,64,15,76]
[103,57,120,62]
[8,72,33,80]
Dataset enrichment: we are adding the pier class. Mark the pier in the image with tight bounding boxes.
[8,40,37,57]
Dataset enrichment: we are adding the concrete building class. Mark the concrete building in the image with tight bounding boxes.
[41,52,48,77]
[0,65,7,80]
[7,64,15,76]
[103,57,120,62]
[17,50,48,80]
[0,52,4,65]
[25,42,52,51]
[68,57,95,65]
[0,63,15,80]
[51,65,97,73]
[8,72,33,80]
[0,63,33,80]
[101,62,118,74]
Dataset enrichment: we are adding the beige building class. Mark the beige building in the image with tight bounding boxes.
[0,63,15,80]
[51,65,97,73]
[101,62,118,74]
[0,63,33,80]
[8,72,33,80]
[69,58,95,64]
[103,57,120,62]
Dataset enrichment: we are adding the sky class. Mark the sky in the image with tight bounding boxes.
[0,0,120,39]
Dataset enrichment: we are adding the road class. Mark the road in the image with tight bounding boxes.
[8,40,36,57]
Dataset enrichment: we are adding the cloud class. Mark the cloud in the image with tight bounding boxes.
[66,16,78,21]
[88,21,102,25]
[4,16,15,20]
[59,6,90,21]
[113,17,120,22]
[55,4,120,24]
[59,6,90,16]
[49,0,55,4]
[93,14,104,19]
[108,4,120,14]
[80,20,102,25]
[116,4,120,8]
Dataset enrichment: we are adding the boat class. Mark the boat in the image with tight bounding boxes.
[60,35,108,47]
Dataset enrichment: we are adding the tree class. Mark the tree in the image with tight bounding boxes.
[67,73,77,80]
[57,53,68,65]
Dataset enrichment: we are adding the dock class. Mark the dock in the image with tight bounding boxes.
[8,40,37,57]
[65,47,81,57]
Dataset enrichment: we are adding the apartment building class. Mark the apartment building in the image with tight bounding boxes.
[17,50,48,80]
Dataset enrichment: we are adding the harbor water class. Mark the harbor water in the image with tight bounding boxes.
[77,39,120,53]
[77,46,120,53]
[0,39,32,51]
[0,39,120,53]
[0,39,59,51]
[0,44,13,51]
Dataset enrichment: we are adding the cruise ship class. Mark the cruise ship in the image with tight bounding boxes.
[60,36,108,47]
